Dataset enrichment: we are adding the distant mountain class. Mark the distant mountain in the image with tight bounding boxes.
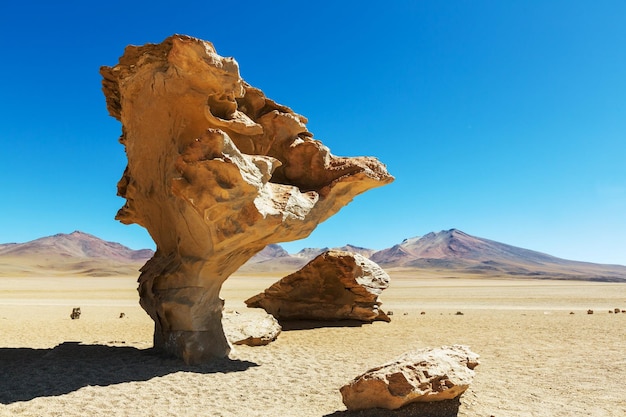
[293,247,328,259]
[0,231,153,261]
[334,244,376,258]
[370,229,626,281]
[291,244,374,259]
[247,244,290,262]
[370,229,561,266]
[239,244,376,273]
[237,244,311,273]
[0,231,153,277]
[240,229,626,281]
[2,229,625,281]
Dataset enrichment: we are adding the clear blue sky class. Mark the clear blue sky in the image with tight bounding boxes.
[1,1,625,265]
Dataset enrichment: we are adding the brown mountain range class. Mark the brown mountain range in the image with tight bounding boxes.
[2,229,625,281]
[243,229,626,281]
[0,231,153,277]
[368,229,626,281]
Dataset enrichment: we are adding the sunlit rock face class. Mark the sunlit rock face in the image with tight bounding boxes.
[100,35,393,364]
[245,250,391,322]
[340,345,480,411]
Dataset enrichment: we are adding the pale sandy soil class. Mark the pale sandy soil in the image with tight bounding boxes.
[1,272,625,417]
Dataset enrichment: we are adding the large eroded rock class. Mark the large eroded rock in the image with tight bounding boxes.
[100,35,393,364]
[340,345,480,411]
[245,250,391,322]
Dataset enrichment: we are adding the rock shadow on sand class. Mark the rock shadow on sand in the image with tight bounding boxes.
[279,319,366,331]
[0,342,257,404]
[324,398,461,417]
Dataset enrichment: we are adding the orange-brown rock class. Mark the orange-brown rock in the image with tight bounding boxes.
[340,345,480,411]
[100,35,393,364]
[245,250,390,322]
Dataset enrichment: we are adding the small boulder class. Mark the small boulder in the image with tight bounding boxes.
[340,345,479,411]
[119,312,126,318]
[587,309,594,315]
[222,311,281,346]
[245,250,390,322]
[70,307,81,320]
[614,308,621,314]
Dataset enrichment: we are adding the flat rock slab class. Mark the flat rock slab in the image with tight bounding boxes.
[340,345,479,411]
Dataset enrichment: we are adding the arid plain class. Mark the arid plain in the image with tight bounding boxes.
[1,269,625,417]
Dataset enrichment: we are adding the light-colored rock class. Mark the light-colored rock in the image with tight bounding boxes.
[100,35,393,363]
[222,311,281,346]
[245,250,390,322]
[340,345,479,411]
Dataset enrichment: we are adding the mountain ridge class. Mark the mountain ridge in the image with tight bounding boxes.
[2,229,625,281]
[243,228,626,281]
[0,231,153,277]
[371,229,567,266]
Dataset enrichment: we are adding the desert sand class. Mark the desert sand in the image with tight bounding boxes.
[1,271,625,417]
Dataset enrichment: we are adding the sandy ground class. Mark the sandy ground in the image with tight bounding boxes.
[1,272,625,417]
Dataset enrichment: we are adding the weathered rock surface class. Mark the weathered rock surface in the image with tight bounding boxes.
[245,250,391,322]
[222,310,281,346]
[340,345,479,411]
[100,35,393,363]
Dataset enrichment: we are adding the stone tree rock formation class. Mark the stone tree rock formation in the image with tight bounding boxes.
[245,250,391,322]
[340,345,480,411]
[100,35,393,364]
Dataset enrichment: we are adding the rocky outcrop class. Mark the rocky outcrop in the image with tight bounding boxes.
[245,250,390,322]
[222,311,281,346]
[340,345,479,411]
[100,35,393,364]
